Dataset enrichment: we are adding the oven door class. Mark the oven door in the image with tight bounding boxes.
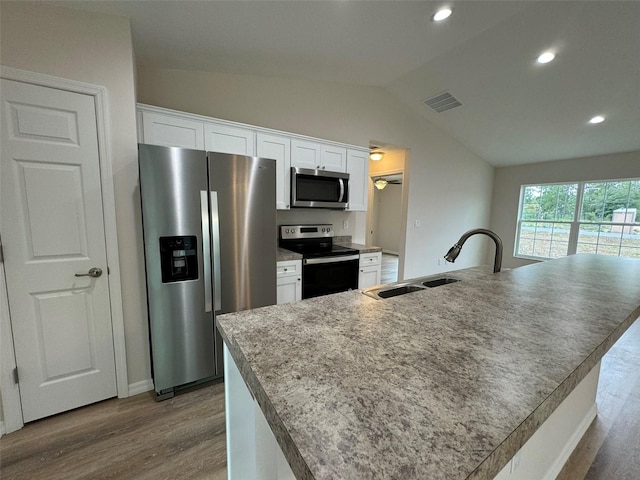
[302,254,360,299]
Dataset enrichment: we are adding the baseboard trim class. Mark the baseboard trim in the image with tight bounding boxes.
[128,379,154,396]
[542,403,598,480]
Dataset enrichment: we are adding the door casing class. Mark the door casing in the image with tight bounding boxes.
[0,66,128,434]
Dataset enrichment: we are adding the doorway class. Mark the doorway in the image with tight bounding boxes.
[366,146,409,283]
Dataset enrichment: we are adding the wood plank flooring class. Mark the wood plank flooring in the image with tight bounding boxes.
[381,253,399,284]
[0,381,227,480]
[1,318,639,480]
[556,317,640,480]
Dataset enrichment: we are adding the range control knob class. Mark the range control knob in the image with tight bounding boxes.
[291,228,295,233]
[285,228,290,234]
[321,228,326,232]
[327,227,331,232]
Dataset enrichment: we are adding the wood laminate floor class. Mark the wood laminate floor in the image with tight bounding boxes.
[1,319,639,480]
[0,381,227,480]
[381,253,399,284]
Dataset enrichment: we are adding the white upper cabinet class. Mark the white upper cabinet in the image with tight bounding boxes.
[321,145,347,172]
[137,105,368,212]
[290,139,321,170]
[257,133,291,210]
[140,111,204,149]
[291,139,347,172]
[204,122,255,156]
[346,149,369,211]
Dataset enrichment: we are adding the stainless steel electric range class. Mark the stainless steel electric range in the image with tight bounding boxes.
[279,224,360,299]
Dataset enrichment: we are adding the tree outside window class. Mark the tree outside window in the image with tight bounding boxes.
[516,179,640,260]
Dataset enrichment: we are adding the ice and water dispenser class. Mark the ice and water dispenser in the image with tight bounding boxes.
[159,236,198,283]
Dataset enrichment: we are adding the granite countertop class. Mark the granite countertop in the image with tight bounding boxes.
[337,242,382,254]
[216,255,640,480]
[277,247,303,262]
[277,243,381,261]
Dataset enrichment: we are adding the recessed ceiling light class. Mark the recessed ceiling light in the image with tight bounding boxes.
[588,115,605,124]
[536,51,556,64]
[432,7,453,22]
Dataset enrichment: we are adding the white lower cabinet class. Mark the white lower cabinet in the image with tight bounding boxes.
[277,260,302,304]
[358,252,381,289]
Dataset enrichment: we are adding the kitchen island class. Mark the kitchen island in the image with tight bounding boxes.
[216,255,640,480]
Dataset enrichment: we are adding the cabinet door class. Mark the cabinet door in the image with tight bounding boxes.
[346,149,369,211]
[141,111,204,149]
[291,139,321,170]
[321,145,347,172]
[277,275,302,304]
[257,133,291,210]
[205,123,255,156]
[359,265,381,289]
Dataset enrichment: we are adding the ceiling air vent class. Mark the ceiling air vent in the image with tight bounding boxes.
[423,92,462,113]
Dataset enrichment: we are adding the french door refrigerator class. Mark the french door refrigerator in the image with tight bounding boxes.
[138,144,276,399]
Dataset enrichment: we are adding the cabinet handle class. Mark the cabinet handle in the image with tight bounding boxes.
[360,269,364,272]
[316,165,320,169]
[297,278,301,281]
[284,268,288,272]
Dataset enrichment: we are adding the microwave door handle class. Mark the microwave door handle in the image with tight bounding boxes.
[210,191,222,312]
[200,191,212,313]
[338,178,345,202]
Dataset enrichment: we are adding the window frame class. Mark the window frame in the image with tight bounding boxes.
[515,178,640,261]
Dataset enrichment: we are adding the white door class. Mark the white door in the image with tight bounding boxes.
[1,79,117,422]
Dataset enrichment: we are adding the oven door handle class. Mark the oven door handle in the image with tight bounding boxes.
[304,254,360,265]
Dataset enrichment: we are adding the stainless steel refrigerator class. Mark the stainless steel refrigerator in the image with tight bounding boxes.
[138,144,276,399]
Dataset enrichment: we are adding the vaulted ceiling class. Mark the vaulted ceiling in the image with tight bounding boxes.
[50,1,640,167]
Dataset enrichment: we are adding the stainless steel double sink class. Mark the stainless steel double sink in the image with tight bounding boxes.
[363,275,460,300]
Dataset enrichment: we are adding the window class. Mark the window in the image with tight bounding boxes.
[516,179,640,260]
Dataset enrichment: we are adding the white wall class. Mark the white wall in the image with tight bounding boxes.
[137,66,496,279]
[0,3,150,386]
[490,150,640,269]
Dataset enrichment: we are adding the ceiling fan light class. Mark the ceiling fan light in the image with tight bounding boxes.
[374,178,388,190]
[370,151,384,161]
[588,115,605,124]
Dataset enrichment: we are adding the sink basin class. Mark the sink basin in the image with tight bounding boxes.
[376,285,426,298]
[421,277,459,288]
[363,275,461,300]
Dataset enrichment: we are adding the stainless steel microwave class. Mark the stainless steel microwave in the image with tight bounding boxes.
[291,167,350,209]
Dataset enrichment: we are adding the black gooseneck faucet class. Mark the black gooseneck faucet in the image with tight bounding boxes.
[444,228,503,273]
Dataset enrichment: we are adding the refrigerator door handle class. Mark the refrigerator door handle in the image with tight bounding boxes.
[210,191,222,312]
[200,191,212,313]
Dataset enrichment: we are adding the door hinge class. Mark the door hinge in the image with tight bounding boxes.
[13,367,19,384]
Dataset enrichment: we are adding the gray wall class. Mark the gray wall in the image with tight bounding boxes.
[490,150,640,269]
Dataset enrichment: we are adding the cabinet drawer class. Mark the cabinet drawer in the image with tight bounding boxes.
[359,252,381,267]
[277,260,301,278]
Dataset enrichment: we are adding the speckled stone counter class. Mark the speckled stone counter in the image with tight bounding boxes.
[277,247,302,262]
[338,242,382,254]
[216,255,640,480]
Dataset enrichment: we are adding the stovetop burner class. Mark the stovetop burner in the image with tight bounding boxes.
[279,224,358,258]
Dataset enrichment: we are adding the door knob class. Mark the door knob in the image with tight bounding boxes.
[75,267,103,278]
